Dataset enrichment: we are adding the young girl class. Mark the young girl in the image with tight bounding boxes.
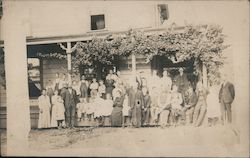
[93,94,106,126]
[51,90,65,129]
[98,80,106,99]
[90,78,99,98]
[103,94,114,116]
[38,89,51,129]
[76,98,87,121]
[85,98,95,121]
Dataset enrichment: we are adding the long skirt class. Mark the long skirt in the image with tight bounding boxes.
[131,107,142,128]
[142,108,151,125]
[38,109,51,129]
[106,87,114,96]
[111,107,123,127]
[159,110,170,126]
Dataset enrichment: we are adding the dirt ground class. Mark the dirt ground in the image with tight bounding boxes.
[0,125,248,157]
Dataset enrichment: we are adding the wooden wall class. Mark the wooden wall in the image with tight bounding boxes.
[42,59,68,87]
[119,54,151,81]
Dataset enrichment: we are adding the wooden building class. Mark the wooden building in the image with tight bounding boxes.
[0,0,249,156]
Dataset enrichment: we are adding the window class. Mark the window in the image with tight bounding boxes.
[91,14,105,30]
[28,58,41,98]
[0,0,2,19]
[158,4,169,24]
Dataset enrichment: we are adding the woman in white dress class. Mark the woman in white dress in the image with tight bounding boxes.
[103,94,114,117]
[38,89,51,129]
[51,90,65,128]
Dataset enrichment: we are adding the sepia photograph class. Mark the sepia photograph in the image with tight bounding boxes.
[0,0,249,157]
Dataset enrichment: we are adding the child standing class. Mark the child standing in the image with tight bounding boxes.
[76,98,88,121]
[51,90,65,129]
[98,80,106,99]
[90,78,99,98]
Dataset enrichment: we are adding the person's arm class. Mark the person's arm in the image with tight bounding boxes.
[169,78,173,89]
[147,96,152,108]
[48,98,51,109]
[177,93,183,105]
[74,90,79,103]
[229,83,235,100]
[51,96,55,105]
[38,97,42,111]
[61,90,66,102]
[189,93,198,107]
[219,85,222,103]
[157,95,161,108]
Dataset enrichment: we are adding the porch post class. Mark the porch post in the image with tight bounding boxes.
[132,53,136,76]
[59,42,73,83]
[202,63,208,89]
[3,1,31,156]
[131,35,136,78]
[66,42,72,83]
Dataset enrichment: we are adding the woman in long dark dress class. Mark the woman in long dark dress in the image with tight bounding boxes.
[111,91,124,127]
[128,82,145,128]
[80,75,89,99]
[142,87,152,126]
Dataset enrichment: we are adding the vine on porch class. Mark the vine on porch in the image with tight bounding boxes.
[37,24,229,85]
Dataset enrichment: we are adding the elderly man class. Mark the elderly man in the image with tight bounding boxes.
[219,76,235,124]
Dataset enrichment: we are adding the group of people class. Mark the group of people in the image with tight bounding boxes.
[37,68,235,129]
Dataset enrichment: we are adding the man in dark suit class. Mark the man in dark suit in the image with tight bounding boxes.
[61,83,78,128]
[219,78,235,124]
[174,68,189,106]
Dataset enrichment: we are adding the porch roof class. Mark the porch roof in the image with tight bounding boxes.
[0,25,196,47]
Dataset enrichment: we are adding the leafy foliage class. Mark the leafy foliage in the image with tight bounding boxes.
[37,24,229,85]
